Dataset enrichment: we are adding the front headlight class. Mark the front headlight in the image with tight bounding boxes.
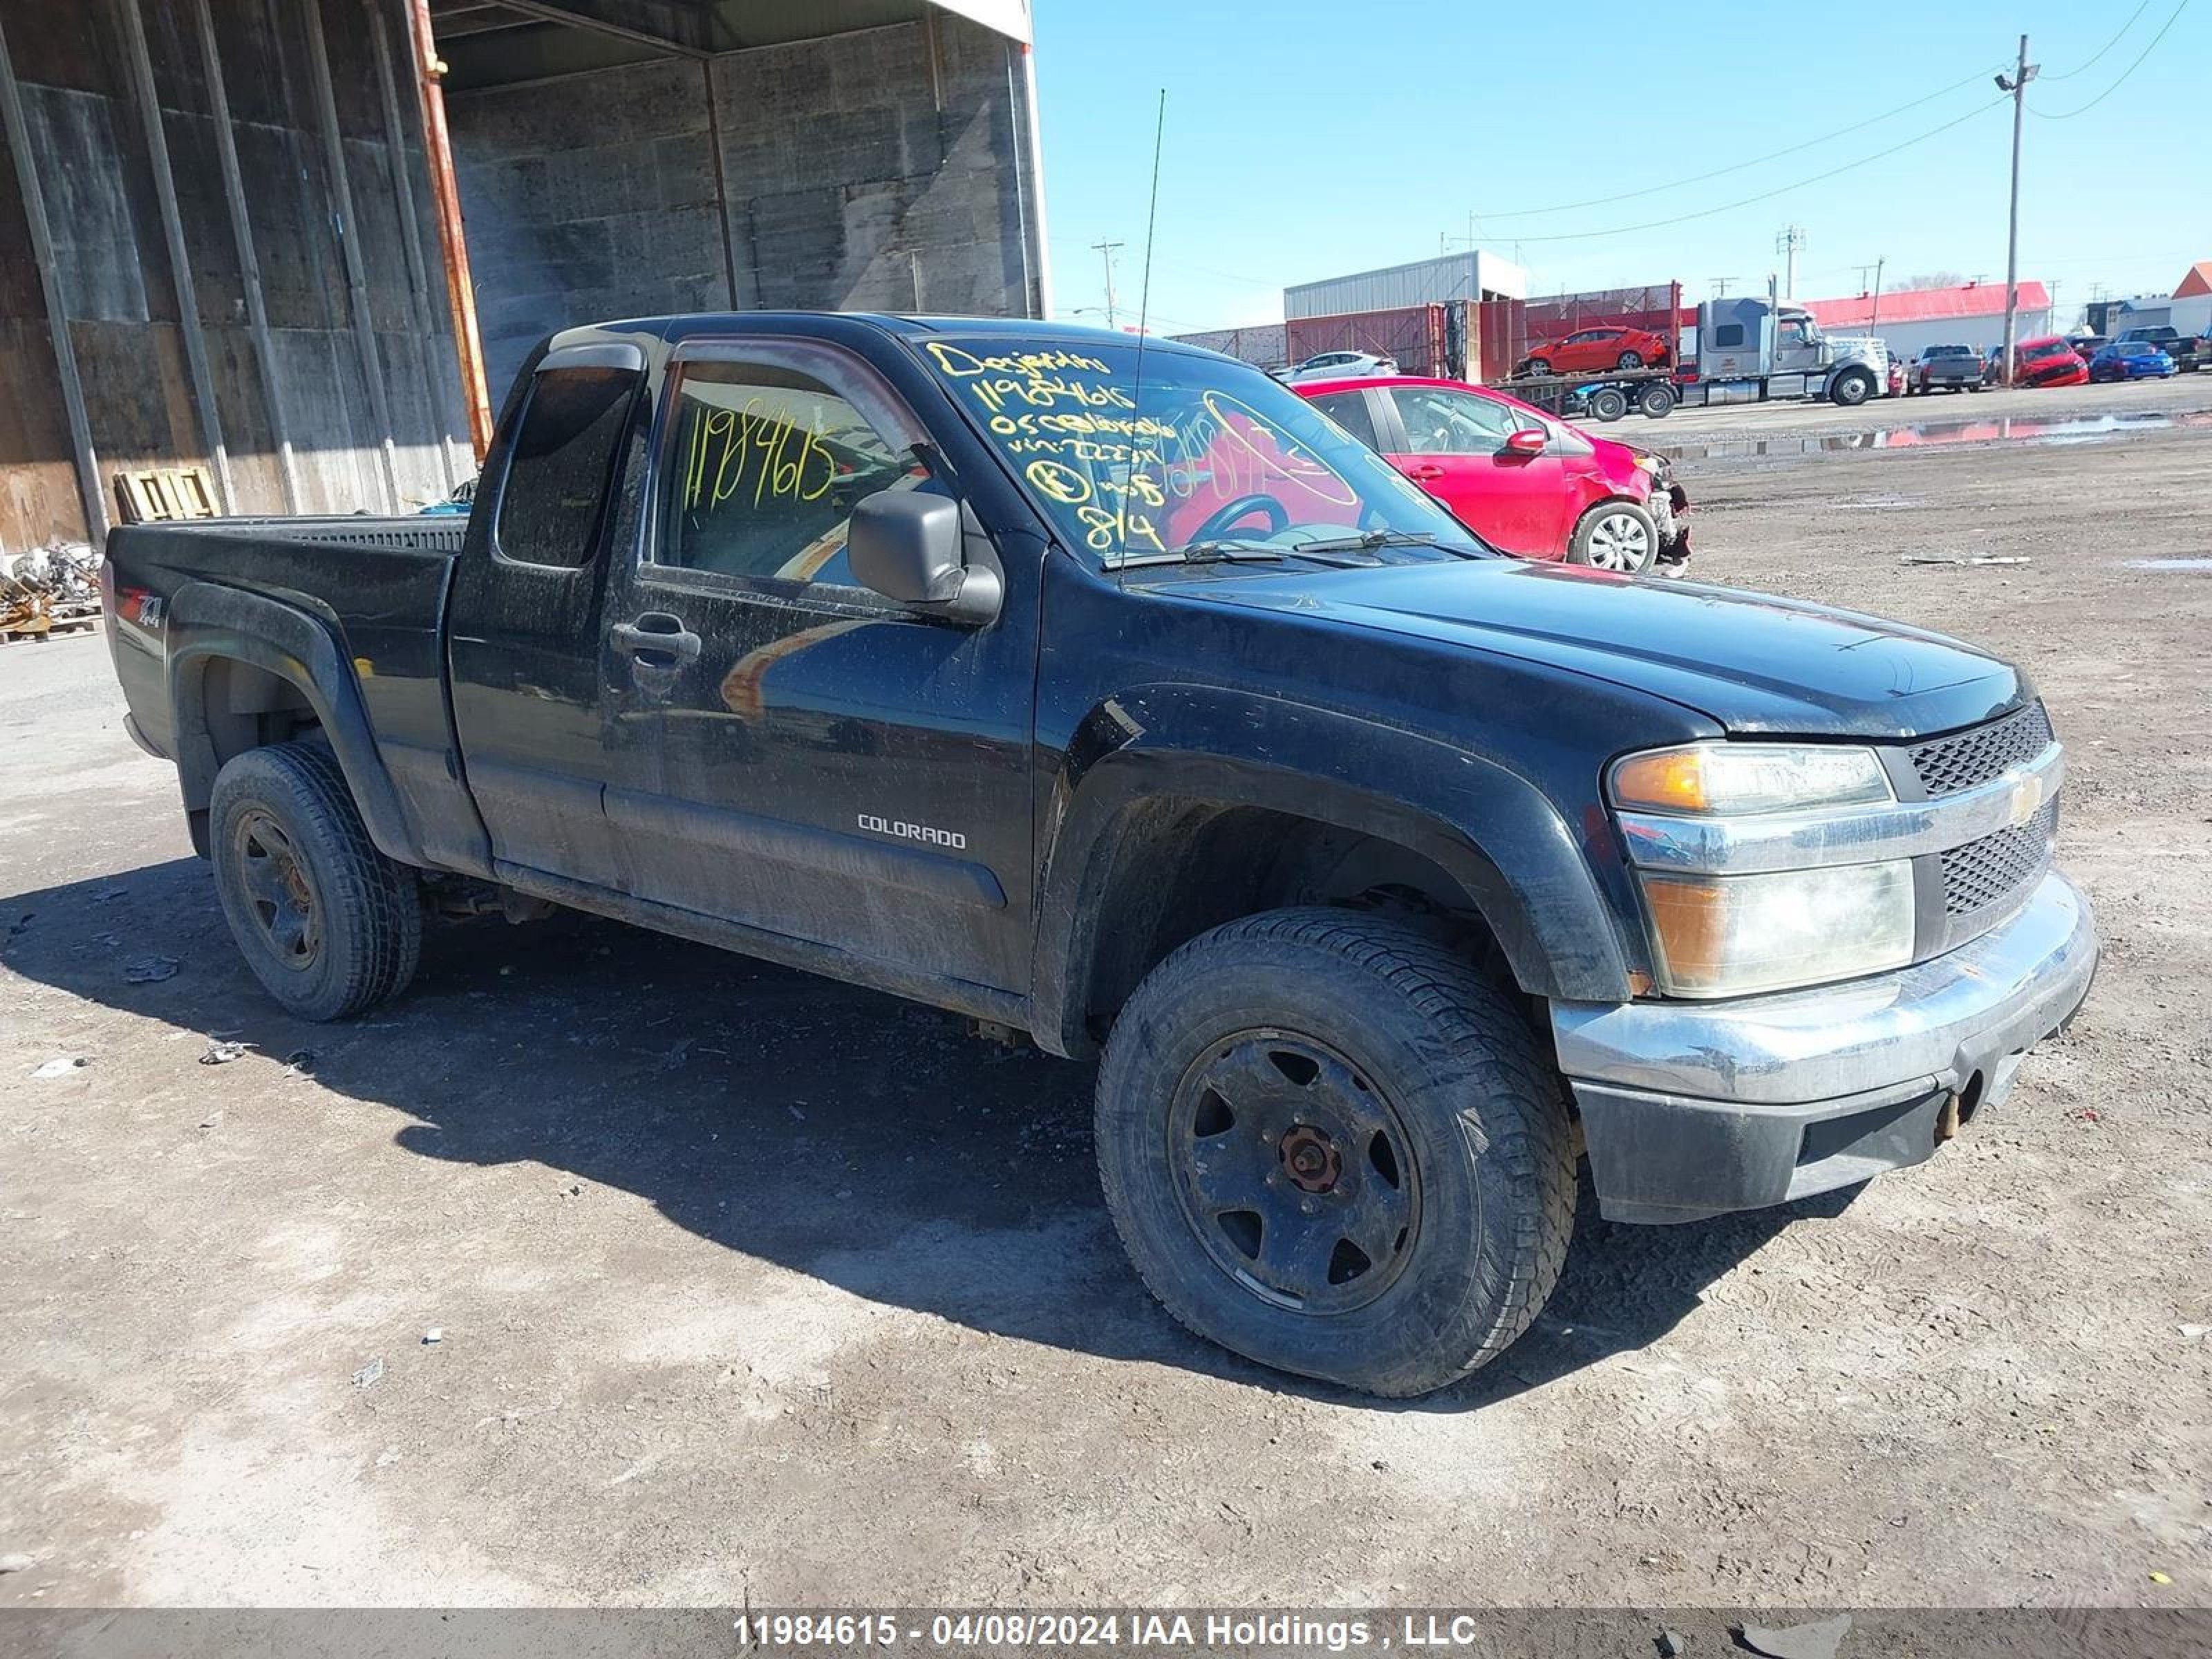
[1637,862,1915,997]
[1611,742,1892,816]
[1611,743,1910,997]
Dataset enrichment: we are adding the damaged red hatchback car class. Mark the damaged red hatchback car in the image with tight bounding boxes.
[1298,375,1690,574]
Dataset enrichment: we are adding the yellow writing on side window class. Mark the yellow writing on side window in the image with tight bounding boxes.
[682,397,836,512]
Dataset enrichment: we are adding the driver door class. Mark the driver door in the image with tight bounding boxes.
[594,340,1038,994]
[1378,384,1568,556]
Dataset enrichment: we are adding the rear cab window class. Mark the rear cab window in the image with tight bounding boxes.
[494,356,642,568]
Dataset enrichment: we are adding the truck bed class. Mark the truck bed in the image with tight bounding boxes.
[104,514,473,871]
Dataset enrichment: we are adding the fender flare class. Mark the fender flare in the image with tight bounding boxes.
[165,581,425,867]
[1030,686,1635,1056]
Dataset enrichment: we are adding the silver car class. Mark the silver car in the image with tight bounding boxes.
[1282,349,1399,384]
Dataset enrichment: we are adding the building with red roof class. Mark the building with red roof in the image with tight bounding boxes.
[1801,280,2052,360]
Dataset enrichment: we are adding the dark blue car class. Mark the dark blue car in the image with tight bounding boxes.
[2088,341,2176,382]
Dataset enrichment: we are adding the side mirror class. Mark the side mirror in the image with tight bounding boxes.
[847,490,1002,625]
[1503,428,1548,457]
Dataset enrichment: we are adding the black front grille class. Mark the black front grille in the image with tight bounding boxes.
[1909,702,2054,796]
[1942,799,2058,918]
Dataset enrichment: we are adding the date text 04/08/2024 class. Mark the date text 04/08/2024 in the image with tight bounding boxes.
[733,1611,1533,1649]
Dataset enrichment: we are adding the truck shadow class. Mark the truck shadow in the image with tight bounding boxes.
[4,855,1852,1412]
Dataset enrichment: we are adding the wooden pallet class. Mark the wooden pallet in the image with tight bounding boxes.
[0,604,101,644]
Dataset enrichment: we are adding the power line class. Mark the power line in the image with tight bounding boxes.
[2041,0,2153,78]
[1474,66,2005,221]
[2033,0,2191,118]
[1504,97,2007,245]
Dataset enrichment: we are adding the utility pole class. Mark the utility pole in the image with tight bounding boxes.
[1711,276,1732,298]
[1090,239,1123,328]
[1775,225,1806,298]
[1868,254,1886,335]
[1996,36,2036,383]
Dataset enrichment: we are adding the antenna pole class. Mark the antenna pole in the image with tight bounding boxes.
[1134,93,1165,342]
[1119,89,1167,583]
[1089,238,1123,328]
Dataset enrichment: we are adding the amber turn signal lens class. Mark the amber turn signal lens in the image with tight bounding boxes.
[1612,749,1712,813]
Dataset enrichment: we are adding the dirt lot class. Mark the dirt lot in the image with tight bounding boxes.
[3,375,2209,1613]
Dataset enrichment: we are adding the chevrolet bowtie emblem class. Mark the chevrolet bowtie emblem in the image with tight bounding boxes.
[2006,769,2044,827]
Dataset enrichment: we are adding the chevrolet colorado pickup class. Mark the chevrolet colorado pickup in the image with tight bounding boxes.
[104,313,2097,1396]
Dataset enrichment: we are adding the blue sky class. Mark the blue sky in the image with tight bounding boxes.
[1029,0,2207,331]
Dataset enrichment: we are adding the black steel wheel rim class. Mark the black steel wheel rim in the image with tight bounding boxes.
[1167,1030,1422,1315]
[232,808,323,972]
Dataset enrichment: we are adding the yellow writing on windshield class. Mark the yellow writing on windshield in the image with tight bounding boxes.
[928,340,1358,555]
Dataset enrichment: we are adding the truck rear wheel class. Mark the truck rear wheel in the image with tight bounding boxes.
[1094,908,1575,1397]
[209,741,422,1022]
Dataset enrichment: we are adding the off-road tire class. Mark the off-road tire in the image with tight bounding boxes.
[1094,908,1576,1397]
[209,741,422,1021]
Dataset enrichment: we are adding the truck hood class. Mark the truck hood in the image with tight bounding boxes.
[1170,559,2024,739]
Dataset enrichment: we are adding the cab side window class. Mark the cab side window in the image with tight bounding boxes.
[495,364,640,568]
[1389,386,1518,455]
[657,361,934,590]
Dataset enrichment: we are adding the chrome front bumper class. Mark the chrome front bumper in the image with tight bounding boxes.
[1550,870,2097,1224]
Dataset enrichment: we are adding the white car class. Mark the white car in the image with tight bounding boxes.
[1282,349,1399,383]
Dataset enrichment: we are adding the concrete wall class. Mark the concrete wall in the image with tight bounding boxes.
[0,0,470,550]
[449,13,1044,395]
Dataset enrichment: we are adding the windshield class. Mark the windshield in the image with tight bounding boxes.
[917,335,1485,568]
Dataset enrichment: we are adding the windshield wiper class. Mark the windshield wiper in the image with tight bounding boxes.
[1288,529,1482,560]
[1111,539,1286,570]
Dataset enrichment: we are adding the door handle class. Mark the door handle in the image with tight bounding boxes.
[611,612,702,668]
[1405,463,1445,482]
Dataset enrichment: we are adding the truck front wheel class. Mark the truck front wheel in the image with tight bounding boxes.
[209,741,422,1021]
[1830,367,1877,406]
[1094,908,1575,1396]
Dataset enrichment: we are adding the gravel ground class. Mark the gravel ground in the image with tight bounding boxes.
[2,379,2209,1612]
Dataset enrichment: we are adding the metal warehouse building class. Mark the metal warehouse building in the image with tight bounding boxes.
[1282,250,1527,319]
[0,0,1047,552]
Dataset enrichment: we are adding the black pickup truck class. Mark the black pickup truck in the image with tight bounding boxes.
[103,312,2097,1396]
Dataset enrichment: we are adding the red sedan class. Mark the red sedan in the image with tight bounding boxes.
[1297,375,1689,573]
[1515,324,1671,377]
[1988,335,2090,388]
